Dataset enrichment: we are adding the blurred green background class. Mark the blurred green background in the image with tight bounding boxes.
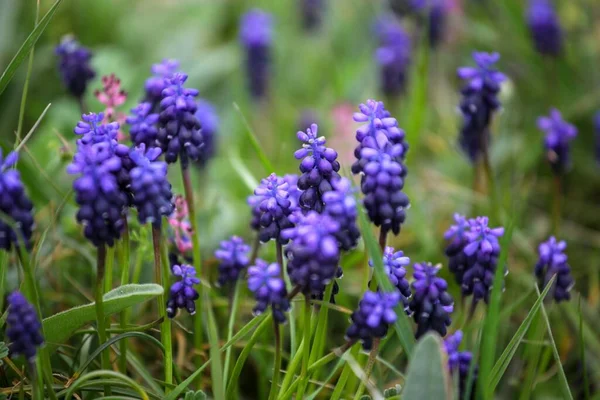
[2,0,600,397]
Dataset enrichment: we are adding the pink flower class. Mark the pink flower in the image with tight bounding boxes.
[95,74,128,141]
[168,195,193,254]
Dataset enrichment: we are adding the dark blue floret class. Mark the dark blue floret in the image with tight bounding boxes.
[166,264,200,318]
[247,259,290,324]
[282,211,340,296]
[156,73,204,166]
[129,144,174,227]
[322,177,361,251]
[537,108,577,174]
[346,290,399,350]
[527,0,562,56]
[127,102,159,148]
[6,292,44,361]
[248,174,295,244]
[294,124,341,213]
[215,236,251,286]
[240,10,273,99]
[0,151,34,251]
[410,262,454,338]
[374,17,411,96]
[444,331,477,399]
[535,236,574,302]
[55,36,95,99]
[194,99,219,167]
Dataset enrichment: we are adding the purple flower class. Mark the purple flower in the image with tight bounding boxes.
[527,0,562,56]
[409,0,448,47]
[346,290,399,350]
[282,211,340,296]
[240,10,273,99]
[444,331,477,398]
[322,177,361,251]
[444,213,471,285]
[248,174,295,244]
[127,102,159,148]
[374,17,411,96]
[535,236,574,302]
[370,247,411,306]
[145,59,180,110]
[6,292,44,361]
[283,174,302,212]
[247,259,290,323]
[294,124,341,213]
[194,99,219,167]
[410,262,454,338]
[537,108,577,174]
[457,52,506,162]
[215,236,251,286]
[166,264,200,318]
[299,0,324,31]
[156,73,204,166]
[0,151,34,251]
[55,35,95,99]
[129,144,174,227]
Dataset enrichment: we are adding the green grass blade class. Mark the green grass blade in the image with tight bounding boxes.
[233,102,275,173]
[0,0,64,97]
[205,294,224,400]
[357,205,415,357]
[478,222,514,398]
[579,297,591,400]
[487,275,556,394]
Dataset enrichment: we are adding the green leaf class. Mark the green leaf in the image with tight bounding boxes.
[0,341,8,365]
[0,0,64,97]
[487,275,556,394]
[205,295,224,400]
[357,204,415,357]
[402,333,452,400]
[184,390,207,400]
[43,284,163,346]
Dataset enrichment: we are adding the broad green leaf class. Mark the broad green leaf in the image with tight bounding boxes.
[402,333,451,400]
[43,284,163,346]
[0,0,64,97]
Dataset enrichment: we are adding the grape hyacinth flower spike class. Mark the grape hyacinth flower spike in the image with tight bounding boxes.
[410,262,454,338]
[346,290,400,350]
[127,102,159,148]
[294,123,341,213]
[215,236,251,286]
[370,247,411,308]
[527,0,562,56]
[144,59,180,110]
[167,264,201,318]
[247,259,290,323]
[248,173,294,244]
[156,73,204,166]
[374,17,411,97]
[537,108,577,174]
[240,10,273,100]
[444,331,477,398]
[194,99,219,167]
[322,177,361,251]
[534,236,574,302]
[457,52,506,162]
[410,0,448,48]
[6,292,44,361]
[444,213,471,285]
[0,150,34,251]
[300,0,324,31]
[55,35,95,102]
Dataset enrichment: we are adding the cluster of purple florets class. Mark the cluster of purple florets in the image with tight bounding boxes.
[374,17,411,96]
[0,151,34,251]
[444,331,477,399]
[537,108,578,174]
[55,36,96,100]
[240,10,273,99]
[215,236,251,286]
[322,178,361,251]
[377,247,411,307]
[127,102,159,148]
[247,260,290,323]
[166,264,201,318]
[527,0,563,56]
[444,215,504,304]
[346,291,400,350]
[144,59,181,111]
[6,292,44,361]
[535,236,574,302]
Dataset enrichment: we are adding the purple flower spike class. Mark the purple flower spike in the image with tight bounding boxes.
[156,73,204,166]
[247,259,290,324]
[323,177,361,251]
[374,17,411,96]
[457,52,506,162]
[55,35,95,99]
[444,213,471,285]
[6,292,44,361]
[166,264,200,318]
[129,144,174,227]
[294,123,341,213]
[215,236,251,286]
[370,247,411,307]
[300,0,324,31]
[537,108,577,174]
[535,236,574,302]
[410,262,454,338]
[527,0,562,56]
[0,150,34,251]
[194,99,219,167]
[240,10,273,99]
[248,173,295,244]
[144,59,180,110]
[444,331,477,398]
[283,174,302,212]
[346,290,399,350]
[127,102,159,148]
[283,211,340,296]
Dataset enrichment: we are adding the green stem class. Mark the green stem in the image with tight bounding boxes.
[104,246,114,293]
[552,175,561,236]
[519,313,546,400]
[330,344,360,400]
[308,341,353,373]
[368,228,387,292]
[95,245,112,396]
[268,319,282,400]
[29,360,41,400]
[353,339,380,400]
[295,296,312,399]
[278,337,305,395]
[153,225,173,389]
[132,229,146,284]
[0,251,7,311]
[181,164,203,366]
[118,218,130,374]
[223,278,243,387]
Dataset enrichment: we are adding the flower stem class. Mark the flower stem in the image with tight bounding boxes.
[308,340,353,373]
[295,296,312,399]
[118,218,130,374]
[330,344,359,400]
[369,228,388,292]
[268,319,282,400]
[152,225,173,389]
[104,245,114,293]
[353,338,380,400]
[180,164,203,366]
[552,175,561,236]
[95,245,111,395]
